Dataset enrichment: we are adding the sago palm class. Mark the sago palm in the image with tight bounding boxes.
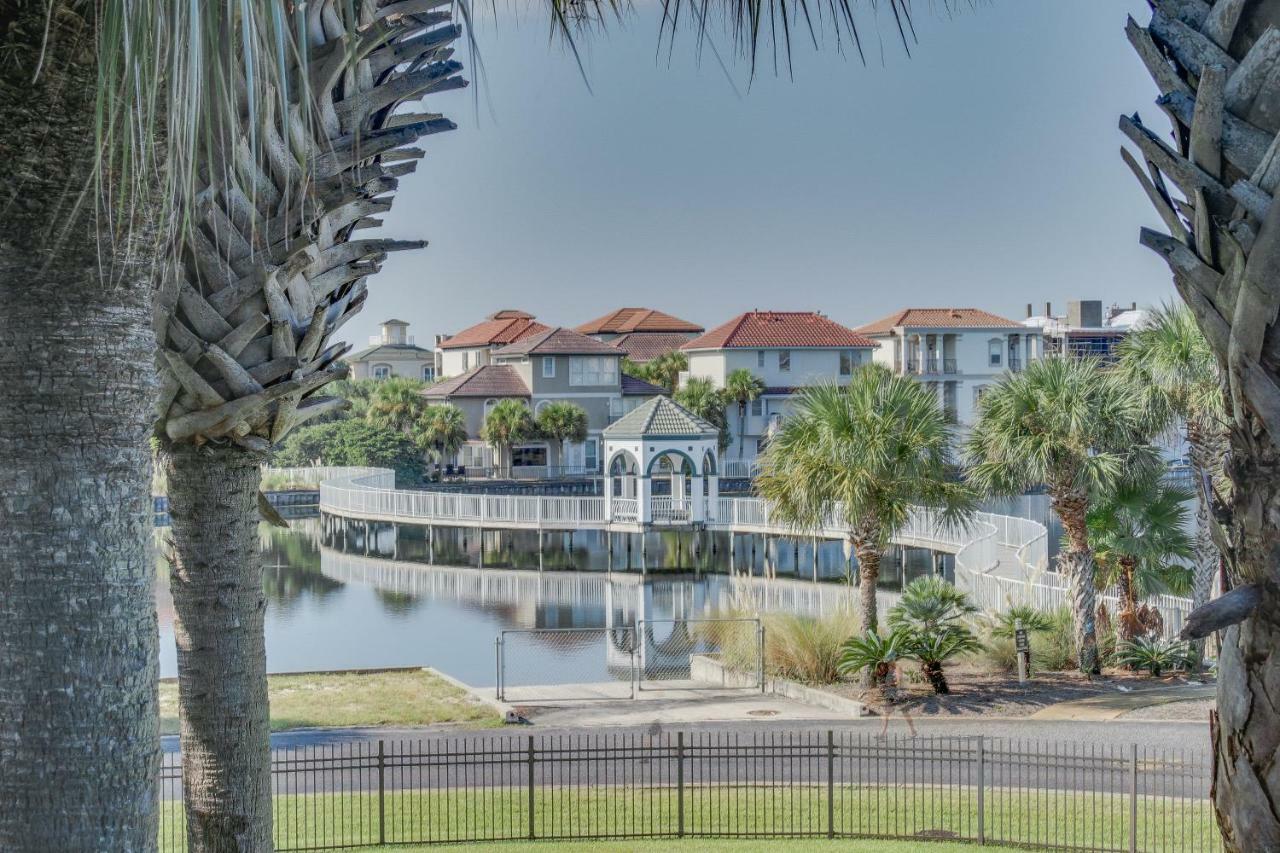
[418,403,468,463]
[1122,7,1280,841]
[1086,469,1193,643]
[535,401,589,471]
[1117,304,1226,662]
[757,367,975,636]
[724,368,766,459]
[966,356,1155,675]
[482,400,535,473]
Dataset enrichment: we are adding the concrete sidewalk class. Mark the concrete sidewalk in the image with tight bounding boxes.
[1028,683,1215,721]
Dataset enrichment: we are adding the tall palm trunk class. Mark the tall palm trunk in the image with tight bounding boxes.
[1186,420,1222,666]
[852,541,882,633]
[738,402,747,459]
[162,446,270,852]
[1125,5,1280,845]
[0,6,160,850]
[148,5,465,847]
[1052,490,1100,675]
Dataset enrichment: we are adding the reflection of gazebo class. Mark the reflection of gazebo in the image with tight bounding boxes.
[602,397,721,525]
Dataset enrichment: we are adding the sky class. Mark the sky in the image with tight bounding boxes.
[353,0,1174,347]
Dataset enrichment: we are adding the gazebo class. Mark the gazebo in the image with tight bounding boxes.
[602,397,721,525]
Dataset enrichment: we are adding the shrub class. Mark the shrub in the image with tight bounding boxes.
[1114,637,1193,676]
[273,420,425,485]
[763,612,856,684]
[976,606,1077,674]
[837,629,910,684]
[904,627,982,695]
[987,605,1055,638]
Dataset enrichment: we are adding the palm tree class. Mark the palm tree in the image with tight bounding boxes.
[645,350,689,392]
[675,377,731,453]
[757,367,975,639]
[1121,8,1280,841]
[1086,471,1194,643]
[482,400,535,474]
[418,404,468,464]
[536,402,589,472]
[146,4,465,848]
[724,368,766,459]
[367,377,430,438]
[966,357,1154,675]
[0,6,160,847]
[1117,304,1226,663]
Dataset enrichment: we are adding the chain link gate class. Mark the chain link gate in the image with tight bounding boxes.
[496,627,637,702]
[636,617,763,691]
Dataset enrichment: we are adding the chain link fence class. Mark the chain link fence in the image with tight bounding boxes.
[636,618,763,691]
[496,627,637,702]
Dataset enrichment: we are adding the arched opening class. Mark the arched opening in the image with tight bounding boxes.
[607,450,641,521]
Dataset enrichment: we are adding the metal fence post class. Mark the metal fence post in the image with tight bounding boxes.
[496,634,504,701]
[527,735,536,840]
[677,732,685,838]
[1130,743,1138,853]
[377,740,386,846]
[976,737,985,845]
[826,730,835,839]
[757,620,766,693]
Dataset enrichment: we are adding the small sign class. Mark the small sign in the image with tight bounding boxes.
[1014,627,1030,654]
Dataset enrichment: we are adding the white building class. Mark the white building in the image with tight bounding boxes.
[1022,300,1146,361]
[856,308,1043,428]
[346,319,440,381]
[681,311,879,468]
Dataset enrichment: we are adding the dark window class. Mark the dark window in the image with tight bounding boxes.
[778,350,791,372]
[512,446,548,467]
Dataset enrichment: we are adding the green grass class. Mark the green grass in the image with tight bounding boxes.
[159,669,502,735]
[159,785,1219,853]
[358,841,982,852]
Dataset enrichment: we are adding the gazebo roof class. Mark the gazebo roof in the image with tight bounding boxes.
[603,396,719,440]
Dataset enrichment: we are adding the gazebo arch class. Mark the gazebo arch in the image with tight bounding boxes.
[601,397,721,525]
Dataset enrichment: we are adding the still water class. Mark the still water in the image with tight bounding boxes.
[156,514,958,686]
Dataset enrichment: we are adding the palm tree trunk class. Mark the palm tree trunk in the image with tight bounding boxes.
[1186,422,1221,668]
[162,446,272,852]
[0,9,160,849]
[1115,558,1140,644]
[1212,438,1280,849]
[738,404,746,460]
[853,542,882,634]
[1052,490,1100,675]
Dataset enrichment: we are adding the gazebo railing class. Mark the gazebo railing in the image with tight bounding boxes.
[651,497,690,524]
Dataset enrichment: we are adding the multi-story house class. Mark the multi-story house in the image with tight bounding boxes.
[680,311,879,468]
[434,309,549,377]
[575,307,704,364]
[1022,300,1145,361]
[423,327,665,476]
[856,308,1043,428]
[346,319,440,381]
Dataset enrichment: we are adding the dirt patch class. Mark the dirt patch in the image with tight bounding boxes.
[822,663,1213,718]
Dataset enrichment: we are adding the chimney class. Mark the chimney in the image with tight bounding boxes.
[1044,301,1052,318]
[1026,303,1033,319]
[1131,301,1137,310]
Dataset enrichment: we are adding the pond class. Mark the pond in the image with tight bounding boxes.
[156,514,951,686]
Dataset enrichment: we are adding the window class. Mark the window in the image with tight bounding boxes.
[839,351,855,375]
[570,356,619,387]
[778,350,791,373]
[974,385,988,406]
[421,365,435,381]
[584,439,598,472]
[542,356,556,378]
[372,364,391,379]
[757,351,766,368]
[512,446,548,467]
[609,396,624,418]
[988,340,1002,367]
[751,399,763,417]
[756,438,769,454]
[461,352,470,371]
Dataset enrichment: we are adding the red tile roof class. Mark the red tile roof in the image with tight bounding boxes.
[422,365,530,398]
[492,327,624,356]
[439,311,548,350]
[681,312,877,350]
[611,332,695,363]
[575,308,704,335]
[857,308,1023,335]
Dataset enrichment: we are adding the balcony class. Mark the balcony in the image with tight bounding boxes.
[1008,356,1023,372]
[905,358,920,373]
[923,357,940,374]
[943,358,958,374]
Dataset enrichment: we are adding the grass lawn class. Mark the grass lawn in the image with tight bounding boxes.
[160,785,1218,853]
[159,669,502,735]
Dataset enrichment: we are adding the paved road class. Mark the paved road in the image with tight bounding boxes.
[160,717,1214,801]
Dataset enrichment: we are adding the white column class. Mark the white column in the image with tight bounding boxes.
[604,474,614,522]
[637,476,652,523]
[706,475,720,522]
[691,475,706,523]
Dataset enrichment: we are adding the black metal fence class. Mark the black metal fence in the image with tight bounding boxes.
[159,731,1221,852]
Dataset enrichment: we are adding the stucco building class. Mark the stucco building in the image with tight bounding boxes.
[575,307,704,364]
[347,319,439,381]
[435,310,549,377]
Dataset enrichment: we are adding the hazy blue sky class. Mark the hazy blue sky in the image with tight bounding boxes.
[355,0,1172,347]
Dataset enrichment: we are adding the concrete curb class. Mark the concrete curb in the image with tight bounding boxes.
[690,655,865,718]
[423,666,522,724]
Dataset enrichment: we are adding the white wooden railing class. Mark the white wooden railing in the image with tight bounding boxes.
[308,467,1190,631]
